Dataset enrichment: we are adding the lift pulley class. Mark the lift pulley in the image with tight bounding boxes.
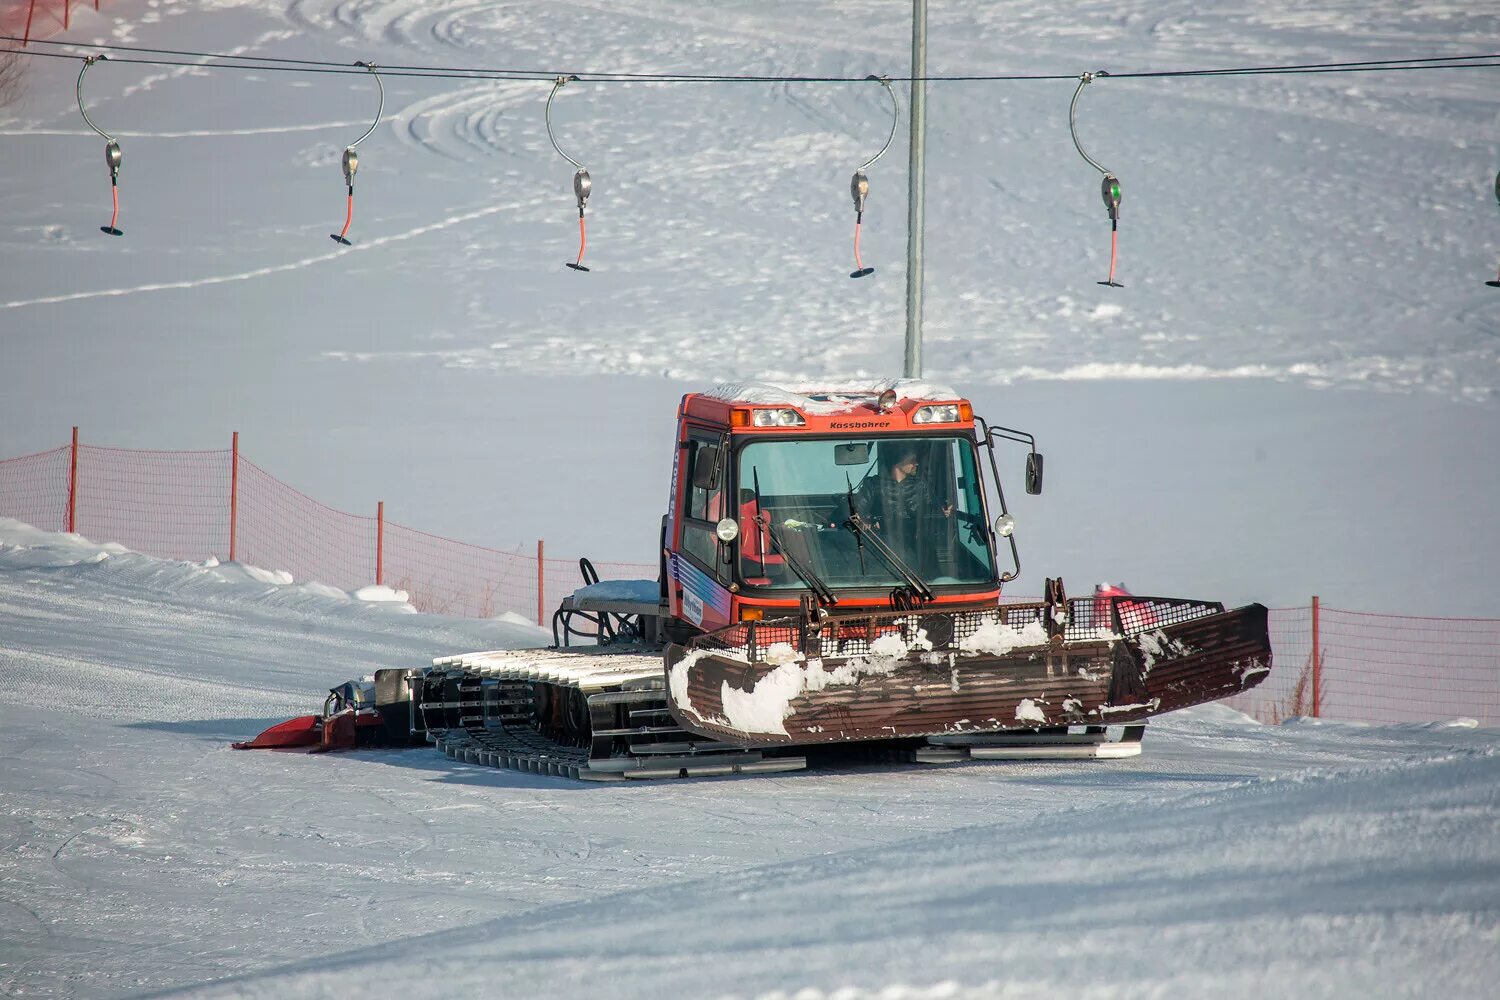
[546,75,592,272]
[77,55,123,237]
[848,75,899,279]
[1070,72,1124,288]
[330,61,383,246]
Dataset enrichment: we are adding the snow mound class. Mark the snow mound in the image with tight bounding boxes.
[0,518,425,619]
[355,584,415,605]
[0,517,130,568]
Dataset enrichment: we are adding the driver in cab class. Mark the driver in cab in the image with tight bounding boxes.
[855,445,952,533]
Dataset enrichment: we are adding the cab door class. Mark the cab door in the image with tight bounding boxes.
[669,428,734,631]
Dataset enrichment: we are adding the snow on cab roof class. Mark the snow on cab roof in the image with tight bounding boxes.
[701,378,963,414]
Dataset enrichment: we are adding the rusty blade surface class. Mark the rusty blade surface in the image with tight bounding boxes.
[668,604,1271,747]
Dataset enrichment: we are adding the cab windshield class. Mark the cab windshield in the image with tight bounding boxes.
[736,435,996,590]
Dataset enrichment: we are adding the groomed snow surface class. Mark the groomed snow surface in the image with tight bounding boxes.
[2,521,1497,999]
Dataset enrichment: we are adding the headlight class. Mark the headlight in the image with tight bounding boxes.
[994,513,1016,538]
[752,408,806,427]
[716,518,740,542]
[913,404,961,424]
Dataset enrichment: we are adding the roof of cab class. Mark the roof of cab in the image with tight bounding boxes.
[693,378,966,412]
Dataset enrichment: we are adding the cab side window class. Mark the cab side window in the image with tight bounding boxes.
[688,439,720,521]
[682,433,726,576]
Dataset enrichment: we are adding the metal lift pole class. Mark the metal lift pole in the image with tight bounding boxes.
[903,0,927,378]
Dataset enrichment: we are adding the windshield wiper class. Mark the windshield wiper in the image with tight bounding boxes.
[753,466,838,607]
[843,480,935,602]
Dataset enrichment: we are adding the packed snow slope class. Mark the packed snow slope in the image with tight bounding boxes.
[1,0,1498,616]
[1,520,1497,999]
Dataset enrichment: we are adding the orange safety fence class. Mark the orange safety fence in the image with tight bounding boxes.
[1225,603,1500,727]
[2,1,111,46]
[2,431,1497,725]
[0,431,653,624]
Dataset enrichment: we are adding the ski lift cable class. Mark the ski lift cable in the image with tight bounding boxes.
[546,76,592,272]
[1069,72,1123,288]
[330,61,383,246]
[849,75,899,279]
[7,36,1500,83]
[76,54,124,237]
[11,49,1500,83]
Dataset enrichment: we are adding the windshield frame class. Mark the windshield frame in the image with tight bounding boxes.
[729,431,998,597]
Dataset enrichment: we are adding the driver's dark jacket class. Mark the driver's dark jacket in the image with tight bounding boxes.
[855,475,937,528]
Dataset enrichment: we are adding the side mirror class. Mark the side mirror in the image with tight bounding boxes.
[1025,452,1044,495]
[692,446,721,490]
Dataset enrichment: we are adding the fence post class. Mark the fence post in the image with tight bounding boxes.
[1311,595,1321,718]
[229,431,239,561]
[537,539,545,626]
[376,501,385,586]
[23,1,37,45]
[67,426,78,533]
[64,0,69,31]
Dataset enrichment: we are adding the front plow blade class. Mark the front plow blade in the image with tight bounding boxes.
[232,714,322,750]
[667,599,1271,747]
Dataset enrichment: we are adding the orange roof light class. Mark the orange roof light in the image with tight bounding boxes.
[730,408,750,427]
[958,402,973,421]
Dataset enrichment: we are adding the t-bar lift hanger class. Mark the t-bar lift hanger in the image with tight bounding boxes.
[849,75,899,279]
[77,55,123,236]
[1487,171,1500,288]
[546,75,592,272]
[330,61,383,245]
[1070,71,1124,288]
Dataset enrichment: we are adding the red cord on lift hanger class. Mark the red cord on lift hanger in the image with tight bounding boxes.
[77,55,124,236]
[330,61,383,246]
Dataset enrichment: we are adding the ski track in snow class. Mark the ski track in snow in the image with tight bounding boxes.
[0,202,511,310]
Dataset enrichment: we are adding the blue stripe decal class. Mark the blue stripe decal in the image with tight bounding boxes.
[672,554,731,616]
